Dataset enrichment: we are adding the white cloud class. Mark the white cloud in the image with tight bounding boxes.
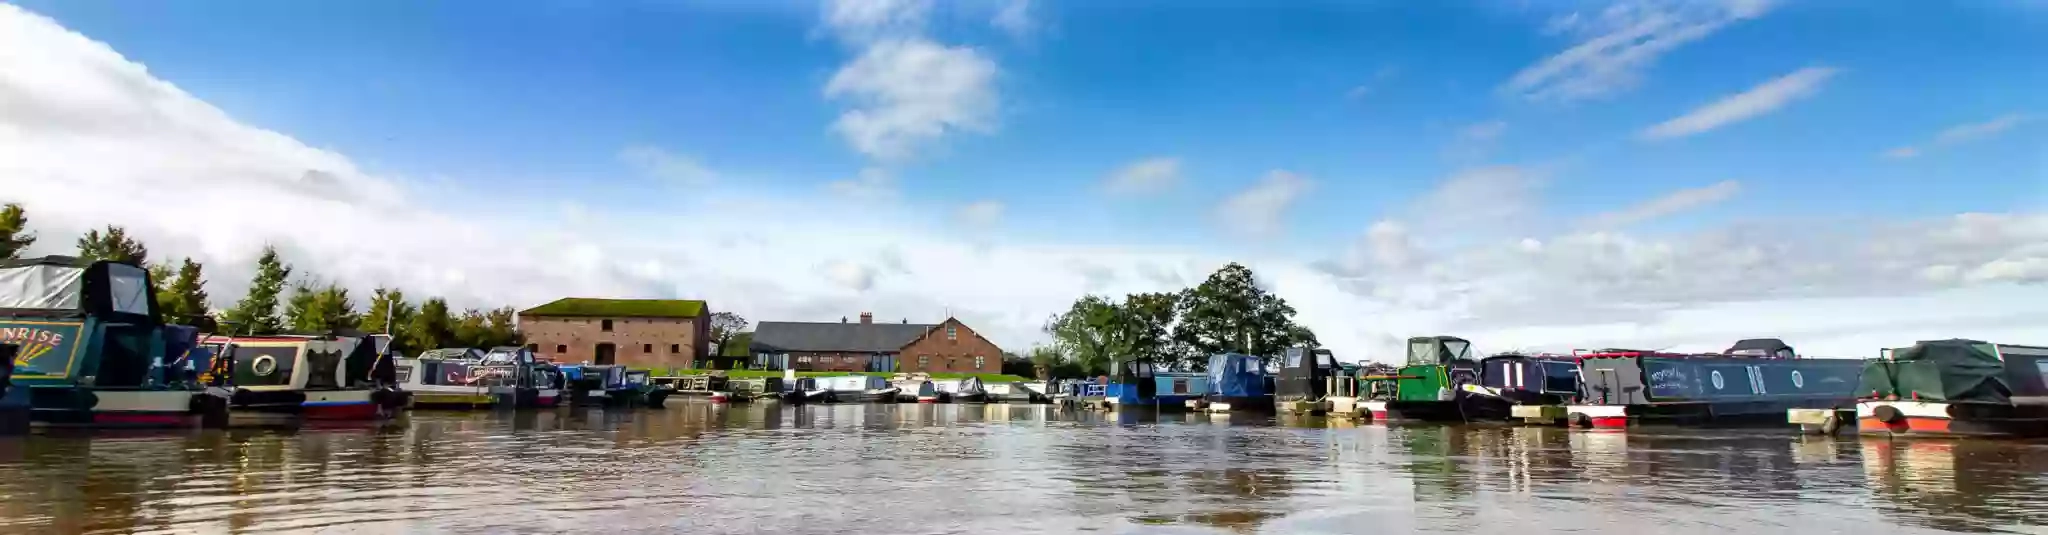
[1504,0,1773,102]
[1217,170,1312,238]
[956,200,1004,227]
[1101,156,1182,196]
[824,38,998,162]
[4,3,2044,367]
[821,0,931,45]
[1641,66,1837,140]
[1444,120,1509,162]
[618,145,715,185]
[1886,114,2030,159]
[1459,120,1508,142]
[991,0,1034,40]
[827,166,897,199]
[1408,165,1544,236]
[1582,180,1742,229]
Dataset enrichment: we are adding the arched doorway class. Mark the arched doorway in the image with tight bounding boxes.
[595,343,617,365]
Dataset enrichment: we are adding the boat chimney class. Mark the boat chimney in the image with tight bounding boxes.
[860,312,873,324]
[901,318,907,324]
[841,316,847,323]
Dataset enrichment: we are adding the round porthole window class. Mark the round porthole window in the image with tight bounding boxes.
[1791,370,1805,389]
[1710,370,1725,390]
[251,355,278,377]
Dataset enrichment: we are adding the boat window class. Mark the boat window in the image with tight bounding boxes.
[105,263,151,315]
[395,365,412,384]
[1409,341,1435,364]
[1316,350,1337,368]
[1285,350,1303,369]
[1443,339,1470,360]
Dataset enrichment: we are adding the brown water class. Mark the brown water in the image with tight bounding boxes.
[2,402,2045,535]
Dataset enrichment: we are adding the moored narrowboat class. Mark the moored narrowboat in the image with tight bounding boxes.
[1104,360,1159,409]
[1274,347,1335,414]
[1564,338,1862,428]
[1384,336,1497,422]
[936,376,989,403]
[984,381,1049,403]
[1153,371,1211,411]
[1855,339,2048,438]
[397,348,494,409]
[891,375,939,402]
[1202,352,1274,413]
[198,332,407,424]
[1,256,221,428]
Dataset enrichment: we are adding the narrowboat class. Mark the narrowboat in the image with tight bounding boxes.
[1855,339,2048,437]
[1104,359,1160,409]
[722,377,784,403]
[893,376,941,402]
[1563,338,1863,428]
[476,346,554,408]
[627,369,672,408]
[0,344,24,433]
[806,375,891,402]
[1274,347,1335,414]
[668,373,731,396]
[198,332,407,423]
[1202,352,1274,413]
[1,256,221,428]
[985,381,1049,403]
[1462,352,1583,424]
[1151,371,1211,411]
[397,348,494,408]
[1055,377,1109,409]
[1383,336,1497,422]
[937,376,989,403]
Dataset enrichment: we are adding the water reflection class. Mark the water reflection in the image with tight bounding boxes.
[0,405,2044,534]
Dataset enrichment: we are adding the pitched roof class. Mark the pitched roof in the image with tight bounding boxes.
[750,321,934,353]
[520,298,706,318]
[719,332,753,357]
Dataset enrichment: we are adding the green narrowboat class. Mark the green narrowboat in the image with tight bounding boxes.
[0,256,222,427]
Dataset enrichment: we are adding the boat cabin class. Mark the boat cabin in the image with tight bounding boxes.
[1395,336,1482,402]
[0,256,167,387]
[1276,347,1335,402]
[1477,353,1581,404]
[1106,359,1158,403]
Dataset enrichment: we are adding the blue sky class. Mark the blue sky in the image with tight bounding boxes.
[3,0,2045,359]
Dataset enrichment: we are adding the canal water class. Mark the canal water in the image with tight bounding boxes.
[1,403,2045,535]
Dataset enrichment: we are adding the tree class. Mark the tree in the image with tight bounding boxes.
[1044,295,1128,377]
[221,247,291,335]
[1119,291,1185,369]
[360,288,416,337]
[157,258,210,324]
[402,298,455,351]
[1172,262,1317,367]
[75,225,148,265]
[484,307,520,348]
[709,311,748,355]
[1,203,34,259]
[285,281,360,334]
[450,308,491,348]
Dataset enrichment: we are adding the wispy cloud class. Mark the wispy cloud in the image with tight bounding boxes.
[956,200,1005,227]
[1101,156,1182,196]
[821,0,999,163]
[1583,180,1742,229]
[1217,170,1312,238]
[827,166,897,199]
[1443,120,1509,163]
[1885,114,2029,159]
[1345,65,1400,101]
[991,0,1034,40]
[618,145,716,185]
[1641,66,1837,140]
[1504,0,1773,102]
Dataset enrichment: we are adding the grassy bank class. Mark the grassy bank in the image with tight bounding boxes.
[630,368,1032,383]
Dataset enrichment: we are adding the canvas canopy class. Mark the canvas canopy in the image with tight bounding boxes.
[1208,353,1268,398]
[0,256,159,324]
[1861,339,2011,403]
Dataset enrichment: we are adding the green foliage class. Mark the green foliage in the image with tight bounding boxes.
[220,246,291,335]
[402,297,454,352]
[359,288,415,337]
[284,281,361,334]
[1044,295,1124,377]
[450,308,490,347]
[709,311,748,355]
[0,203,34,259]
[1172,262,1317,367]
[485,306,520,347]
[74,225,148,265]
[158,258,209,324]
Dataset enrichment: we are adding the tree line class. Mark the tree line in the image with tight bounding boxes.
[1,203,520,355]
[1033,262,1318,378]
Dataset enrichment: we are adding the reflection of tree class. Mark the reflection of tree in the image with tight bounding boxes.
[1861,439,2048,532]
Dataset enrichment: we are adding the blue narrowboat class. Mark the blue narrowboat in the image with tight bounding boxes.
[1202,353,1275,412]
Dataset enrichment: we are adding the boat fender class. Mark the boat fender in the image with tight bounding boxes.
[1870,404,1905,425]
[1569,412,1592,428]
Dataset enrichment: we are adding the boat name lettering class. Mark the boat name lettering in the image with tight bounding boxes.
[0,326,68,365]
[1648,367,1688,391]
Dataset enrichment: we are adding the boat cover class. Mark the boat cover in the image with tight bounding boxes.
[1861,339,2020,403]
[1207,353,1268,398]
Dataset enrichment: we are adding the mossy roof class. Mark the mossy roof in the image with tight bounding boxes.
[520,298,706,318]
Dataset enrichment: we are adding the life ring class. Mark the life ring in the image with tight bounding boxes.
[251,355,278,377]
[1870,404,1905,424]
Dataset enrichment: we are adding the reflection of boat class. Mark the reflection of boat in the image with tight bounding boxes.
[1856,339,2048,437]
[1565,339,1863,428]
[1859,437,2048,532]
[2,257,222,428]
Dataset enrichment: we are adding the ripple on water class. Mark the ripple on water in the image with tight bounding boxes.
[3,407,2047,534]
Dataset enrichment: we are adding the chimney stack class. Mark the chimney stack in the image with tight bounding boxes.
[902,318,908,324]
[859,312,873,324]
[841,316,847,323]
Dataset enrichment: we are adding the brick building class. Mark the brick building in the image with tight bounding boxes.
[517,298,710,368]
[749,312,1004,374]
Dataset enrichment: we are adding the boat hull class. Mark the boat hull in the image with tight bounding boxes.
[302,388,408,421]
[28,388,210,429]
[1856,400,2048,438]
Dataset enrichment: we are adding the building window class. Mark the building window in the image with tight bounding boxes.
[946,325,957,340]
[601,319,614,332]
[974,355,985,369]
[670,344,680,353]
[918,355,929,367]
[798,356,812,363]
[946,359,956,370]
[643,343,654,353]
[842,356,854,363]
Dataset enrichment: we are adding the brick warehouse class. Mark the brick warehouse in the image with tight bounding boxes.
[748,312,1004,374]
[518,298,711,369]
